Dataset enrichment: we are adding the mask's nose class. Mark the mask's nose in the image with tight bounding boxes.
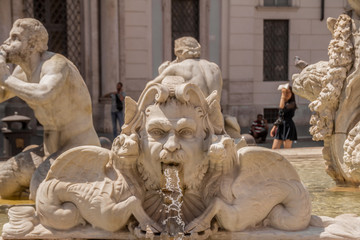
[163,132,180,153]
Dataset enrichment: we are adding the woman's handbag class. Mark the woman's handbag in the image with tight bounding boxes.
[273,109,284,126]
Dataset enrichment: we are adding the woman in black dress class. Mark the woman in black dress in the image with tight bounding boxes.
[270,86,297,149]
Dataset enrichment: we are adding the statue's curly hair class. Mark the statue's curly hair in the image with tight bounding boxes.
[14,18,48,53]
[174,36,201,59]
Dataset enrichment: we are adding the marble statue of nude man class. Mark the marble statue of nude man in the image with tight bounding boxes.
[145,36,223,99]
[0,18,100,198]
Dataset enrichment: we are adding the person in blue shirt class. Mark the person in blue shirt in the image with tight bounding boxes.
[105,82,126,139]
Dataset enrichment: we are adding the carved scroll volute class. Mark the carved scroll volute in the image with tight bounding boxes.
[174,83,225,135]
[124,97,137,126]
[122,84,169,135]
[206,91,225,135]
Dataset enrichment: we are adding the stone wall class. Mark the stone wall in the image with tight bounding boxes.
[222,0,345,128]
[123,0,152,100]
[0,0,348,133]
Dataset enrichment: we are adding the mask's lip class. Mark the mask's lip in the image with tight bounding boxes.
[161,161,183,173]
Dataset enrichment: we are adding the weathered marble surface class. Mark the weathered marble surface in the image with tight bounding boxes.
[2,207,360,239]
[146,36,242,139]
[292,10,360,185]
[0,18,100,199]
[1,74,312,239]
[148,36,222,100]
[1,28,356,239]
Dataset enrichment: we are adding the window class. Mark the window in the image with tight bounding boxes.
[264,0,292,6]
[33,0,68,56]
[264,108,279,124]
[263,20,289,81]
[171,0,199,60]
[23,0,83,74]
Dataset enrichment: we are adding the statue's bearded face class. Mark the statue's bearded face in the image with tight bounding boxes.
[1,26,29,64]
[137,100,208,190]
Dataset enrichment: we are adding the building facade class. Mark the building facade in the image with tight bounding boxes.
[0,0,347,133]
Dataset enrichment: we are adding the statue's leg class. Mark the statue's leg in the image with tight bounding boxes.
[29,150,61,200]
[0,145,44,199]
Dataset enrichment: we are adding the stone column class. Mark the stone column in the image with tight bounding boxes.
[100,0,120,96]
[83,0,100,102]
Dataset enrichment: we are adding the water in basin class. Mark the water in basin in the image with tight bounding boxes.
[1,147,360,235]
[290,153,360,217]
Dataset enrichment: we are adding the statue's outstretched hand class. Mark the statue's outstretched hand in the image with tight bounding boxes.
[0,51,10,83]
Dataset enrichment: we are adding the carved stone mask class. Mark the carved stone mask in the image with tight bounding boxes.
[137,98,208,191]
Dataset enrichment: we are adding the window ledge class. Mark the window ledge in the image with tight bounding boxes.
[255,5,300,11]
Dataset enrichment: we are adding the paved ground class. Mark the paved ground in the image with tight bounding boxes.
[256,138,324,149]
[272,146,323,161]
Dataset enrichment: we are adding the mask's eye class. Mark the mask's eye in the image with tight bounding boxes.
[149,129,166,138]
[178,128,194,138]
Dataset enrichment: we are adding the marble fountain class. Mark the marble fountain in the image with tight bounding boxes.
[2,6,360,239]
[1,148,360,239]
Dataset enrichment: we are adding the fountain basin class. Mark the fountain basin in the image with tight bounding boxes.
[1,147,360,239]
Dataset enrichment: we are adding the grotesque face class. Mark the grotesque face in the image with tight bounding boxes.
[1,26,29,64]
[137,99,208,191]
